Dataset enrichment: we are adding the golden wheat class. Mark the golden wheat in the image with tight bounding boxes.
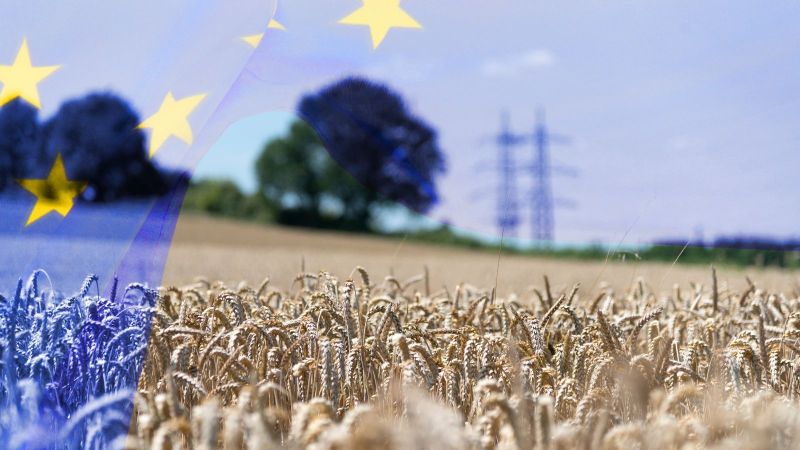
[125,267,800,449]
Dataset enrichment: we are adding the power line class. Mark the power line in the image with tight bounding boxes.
[493,111,527,237]
[529,108,575,243]
[491,109,576,243]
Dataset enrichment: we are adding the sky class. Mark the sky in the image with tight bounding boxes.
[190,0,800,246]
[194,112,293,193]
[7,0,800,247]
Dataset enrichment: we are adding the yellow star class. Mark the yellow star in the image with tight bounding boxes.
[338,0,422,49]
[241,33,265,48]
[17,154,86,227]
[268,18,287,31]
[241,19,287,48]
[0,39,60,109]
[138,91,206,158]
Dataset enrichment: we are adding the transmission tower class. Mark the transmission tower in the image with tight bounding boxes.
[528,109,573,243]
[488,109,574,241]
[493,111,527,237]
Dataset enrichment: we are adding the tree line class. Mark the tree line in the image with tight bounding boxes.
[0,75,446,237]
[184,76,446,232]
[0,94,173,201]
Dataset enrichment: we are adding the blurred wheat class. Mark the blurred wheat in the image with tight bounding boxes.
[122,267,800,449]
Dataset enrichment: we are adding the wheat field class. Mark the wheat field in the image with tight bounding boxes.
[6,215,797,448]
[132,262,800,449]
[164,215,798,295]
[118,216,800,449]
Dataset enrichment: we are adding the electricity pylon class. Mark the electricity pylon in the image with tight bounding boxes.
[493,111,527,237]
[528,109,574,243]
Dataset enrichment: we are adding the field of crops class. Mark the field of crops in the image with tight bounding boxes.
[163,215,798,295]
[131,267,800,449]
[5,258,800,449]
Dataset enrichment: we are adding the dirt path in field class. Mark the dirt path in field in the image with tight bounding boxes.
[164,214,799,297]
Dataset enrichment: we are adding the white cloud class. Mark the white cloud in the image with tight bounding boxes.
[481,49,556,77]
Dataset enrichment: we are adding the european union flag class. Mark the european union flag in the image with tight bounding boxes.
[0,1,281,447]
[0,0,459,441]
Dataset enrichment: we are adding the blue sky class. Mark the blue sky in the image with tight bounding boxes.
[193,112,293,193]
[190,1,800,246]
[7,1,800,246]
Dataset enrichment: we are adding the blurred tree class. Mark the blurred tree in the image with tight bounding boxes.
[256,77,445,230]
[0,99,40,189]
[255,121,372,229]
[41,92,169,201]
[182,179,275,222]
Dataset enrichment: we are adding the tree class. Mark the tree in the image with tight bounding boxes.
[182,179,275,222]
[40,92,170,201]
[256,77,445,230]
[0,99,40,189]
[255,120,371,230]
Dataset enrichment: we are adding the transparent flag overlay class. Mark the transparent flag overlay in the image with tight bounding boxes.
[2,0,799,448]
[1,1,278,447]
